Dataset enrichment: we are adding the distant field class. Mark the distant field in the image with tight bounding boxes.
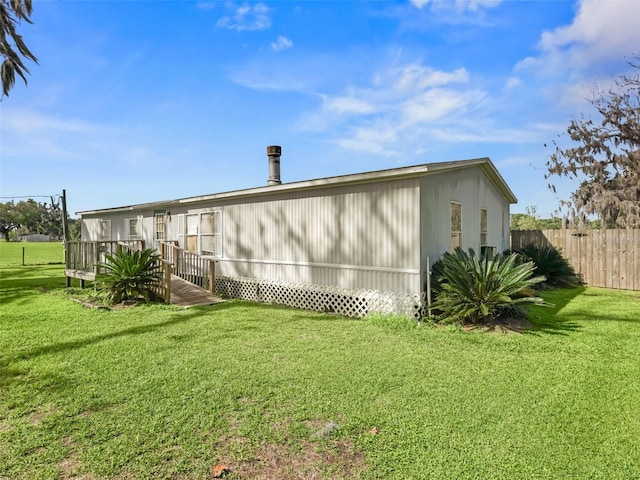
[0,241,64,266]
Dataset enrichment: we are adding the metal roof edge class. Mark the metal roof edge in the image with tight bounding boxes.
[77,157,516,215]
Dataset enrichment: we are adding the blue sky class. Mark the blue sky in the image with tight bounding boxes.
[1,0,639,217]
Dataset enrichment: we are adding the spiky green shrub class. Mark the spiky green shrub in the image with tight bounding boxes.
[431,248,550,324]
[429,246,495,295]
[98,248,161,304]
[512,244,579,288]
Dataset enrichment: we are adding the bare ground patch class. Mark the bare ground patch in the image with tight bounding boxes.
[215,416,366,479]
[217,438,366,480]
[26,405,58,425]
[58,436,97,480]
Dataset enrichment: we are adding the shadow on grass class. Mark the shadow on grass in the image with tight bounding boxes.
[0,272,67,305]
[0,309,211,379]
[526,286,586,336]
[564,289,640,324]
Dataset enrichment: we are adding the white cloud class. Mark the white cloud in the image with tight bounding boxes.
[322,95,376,115]
[217,2,271,31]
[1,110,110,163]
[195,2,217,11]
[2,109,103,135]
[334,123,399,157]
[410,0,502,12]
[401,88,483,124]
[504,77,521,90]
[518,0,640,75]
[294,62,496,156]
[0,108,169,169]
[387,64,469,93]
[271,35,293,52]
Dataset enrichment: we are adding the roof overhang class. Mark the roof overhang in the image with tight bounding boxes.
[77,157,517,215]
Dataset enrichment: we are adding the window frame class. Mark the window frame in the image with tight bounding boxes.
[154,210,166,245]
[480,208,488,247]
[184,209,223,258]
[125,216,143,241]
[450,201,462,251]
[98,219,111,241]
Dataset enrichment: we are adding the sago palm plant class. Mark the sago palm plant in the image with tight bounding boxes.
[98,248,161,304]
[513,244,579,288]
[431,248,550,324]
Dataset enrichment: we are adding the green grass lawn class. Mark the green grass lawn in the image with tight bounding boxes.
[0,241,64,266]
[1,264,639,479]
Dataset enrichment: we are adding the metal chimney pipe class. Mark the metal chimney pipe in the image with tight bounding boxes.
[267,145,282,186]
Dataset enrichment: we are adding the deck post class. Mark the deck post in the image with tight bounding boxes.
[93,243,100,283]
[208,259,216,294]
[163,260,172,303]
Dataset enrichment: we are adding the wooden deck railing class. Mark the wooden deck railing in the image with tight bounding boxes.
[65,240,145,285]
[64,240,215,302]
[159,241,216,294]
[149,259,172,303]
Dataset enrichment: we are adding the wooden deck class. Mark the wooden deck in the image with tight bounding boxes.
[169,275,224,307]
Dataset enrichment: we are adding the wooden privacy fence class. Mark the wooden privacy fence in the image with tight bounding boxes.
[511,229,640,291]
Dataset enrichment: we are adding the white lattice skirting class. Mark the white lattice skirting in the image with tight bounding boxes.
[215,276,424,318]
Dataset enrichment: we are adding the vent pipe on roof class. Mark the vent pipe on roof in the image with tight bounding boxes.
[267,145,282,186]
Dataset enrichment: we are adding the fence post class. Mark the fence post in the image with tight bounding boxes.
[209,259,216,294]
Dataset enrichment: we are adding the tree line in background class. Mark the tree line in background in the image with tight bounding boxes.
[510,205,600,231]
[0,199,79,241]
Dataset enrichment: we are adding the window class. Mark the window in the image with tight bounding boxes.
[99,219,111,241]
[154,211,166,244]
[184,210,222,257]
[480,208,488,246]
[200,211,222,256]
[125,216,143,240]
[451,202,462,250]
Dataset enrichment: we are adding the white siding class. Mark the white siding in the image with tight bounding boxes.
[420,166,510,265]
[214,178,422,293]
[80,163,514,298]
[81,211,156,246]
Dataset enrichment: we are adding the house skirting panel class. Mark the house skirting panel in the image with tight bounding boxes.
[215,275,424,318]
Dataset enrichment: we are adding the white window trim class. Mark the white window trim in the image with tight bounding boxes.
[480,208,488,247]
[154,210,166,244]
[98,219,111,241]
[177,214,186,249]
[125,216,143,241]
[451,201,462,251]
[183,209,223,258]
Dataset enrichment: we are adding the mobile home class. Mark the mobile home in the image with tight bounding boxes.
[78,148,517,316]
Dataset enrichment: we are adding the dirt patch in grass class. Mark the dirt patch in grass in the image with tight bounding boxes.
[215,416,366,479]
[218,438,366,479]
[58,436,96,480]
[0,420,12,433]
[26,405,57,425]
